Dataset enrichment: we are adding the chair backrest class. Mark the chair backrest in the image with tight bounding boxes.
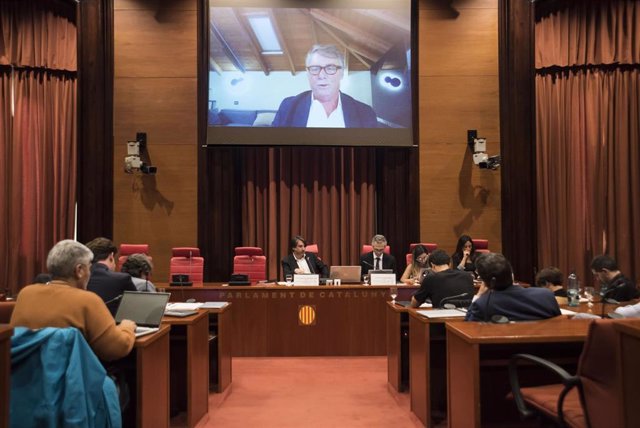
[305,244,319,254]
[472,239,490,254]
[169,247,204,286]
[578,319,624,428]
[233,247,266,282]
[0,301,15,323]
[118,243,151,271]
[361,244,391,255]
[406,243,438,265]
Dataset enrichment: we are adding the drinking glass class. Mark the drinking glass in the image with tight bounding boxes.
[390,286,398,304]
[363,274,370,286]
[326,279,334,286]
[584,286,595,308]
[285,274,293,286]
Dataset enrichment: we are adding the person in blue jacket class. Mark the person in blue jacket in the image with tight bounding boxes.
[272,44,378,128]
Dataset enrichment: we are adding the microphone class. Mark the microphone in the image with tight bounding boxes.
[361,259,374,268]
[439,292,471,309]
[104,294,123,306]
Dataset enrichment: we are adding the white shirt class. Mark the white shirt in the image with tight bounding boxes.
[306,94,345,128]
[294,254,312,274]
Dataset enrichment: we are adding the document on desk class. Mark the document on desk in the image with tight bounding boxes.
[166,302,203,311]
[416,309,466,318]
[201,301,229,309]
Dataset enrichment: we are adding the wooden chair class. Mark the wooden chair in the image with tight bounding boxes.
[509,319,624,428]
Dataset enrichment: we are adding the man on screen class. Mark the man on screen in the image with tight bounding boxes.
[272,44,378,128]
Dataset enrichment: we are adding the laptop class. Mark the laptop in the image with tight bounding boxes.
[115,291,171,337]
[329,266,362,284]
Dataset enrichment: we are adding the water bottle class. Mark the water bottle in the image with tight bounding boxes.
[567,272,580,307]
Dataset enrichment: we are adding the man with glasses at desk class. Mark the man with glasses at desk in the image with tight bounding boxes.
[272,44,378,128]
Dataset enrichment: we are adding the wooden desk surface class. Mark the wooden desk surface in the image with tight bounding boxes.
[446,316,593,344]
[161,308,208,325]
[1,324,12,428]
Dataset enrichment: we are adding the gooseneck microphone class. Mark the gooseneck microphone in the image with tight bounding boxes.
[600,283,626,318]
[439,292,471,309]
[104,294,123,306]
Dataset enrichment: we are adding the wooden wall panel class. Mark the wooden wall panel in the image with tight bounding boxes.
[418,0,501,255]
[113,0,198,281]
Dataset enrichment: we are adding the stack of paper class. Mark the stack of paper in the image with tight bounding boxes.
[166,302,203,311]
[416,309,466,318]
[201,301,229,309]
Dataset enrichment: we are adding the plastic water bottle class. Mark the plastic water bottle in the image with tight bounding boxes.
[567,272,580,307]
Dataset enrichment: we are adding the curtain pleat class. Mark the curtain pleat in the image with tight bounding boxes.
[535,0,640,287]
[0,0,76,295]
[241,147,375,280]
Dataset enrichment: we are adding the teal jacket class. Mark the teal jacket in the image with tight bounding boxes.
[10,327,121,428]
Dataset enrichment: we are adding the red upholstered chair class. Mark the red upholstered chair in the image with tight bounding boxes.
[305,244,319,255]
[509,319,624,428]
[233,247,266,283]
[118,244,151,271]
[0,301,15,323]
[406,243,438,265]
[472,239,490,254]
[361,244,391,255]
[169,247,204,286]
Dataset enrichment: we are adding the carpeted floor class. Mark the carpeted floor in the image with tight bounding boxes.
[192,356,424,428]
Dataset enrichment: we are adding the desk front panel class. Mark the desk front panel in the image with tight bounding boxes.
[166,284,417,356]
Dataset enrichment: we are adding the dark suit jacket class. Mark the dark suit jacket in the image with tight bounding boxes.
[87,263,137,316]
[272,90,378,128]
[360,252,397,277]
[281,253,329,278]
[465,285,561,322]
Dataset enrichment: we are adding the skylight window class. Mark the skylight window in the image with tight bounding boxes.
[247,15,282,54]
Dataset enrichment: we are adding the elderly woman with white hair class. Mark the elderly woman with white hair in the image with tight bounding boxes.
[11,239,137,361]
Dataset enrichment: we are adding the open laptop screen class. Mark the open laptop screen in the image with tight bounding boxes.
[115,291,171,327]
[329,266,362,283]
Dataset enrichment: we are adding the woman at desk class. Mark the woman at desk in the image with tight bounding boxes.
[400,244,430,285]
[451,235,477,273]
[11,239,137,361]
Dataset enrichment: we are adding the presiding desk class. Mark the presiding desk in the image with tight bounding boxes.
[1,324,12,428]
[446,318,593,428]
[121,324,171,428]
[163,283,417,357]
[162,310,209,428]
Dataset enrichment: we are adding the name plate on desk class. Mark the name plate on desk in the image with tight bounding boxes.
[370,273,396,285]
[294,274,320,286]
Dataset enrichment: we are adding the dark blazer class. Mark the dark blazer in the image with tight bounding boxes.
[87,263,137,316]
[360,252,397,277]
[272,90,378,128]
[465,285,561,322]
[281,253,329,278]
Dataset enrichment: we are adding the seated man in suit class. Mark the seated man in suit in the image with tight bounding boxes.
[121,253,156,292]
[591,255,639,302]
[465,253,561,322]
[86,237,137,316]
[410,249,475,308]
[281,236,329,278]
[272,44,378,128]
[360,234,396,277]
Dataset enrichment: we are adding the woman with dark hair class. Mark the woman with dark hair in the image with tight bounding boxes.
[400,245,430,285]
[451,235,476,272]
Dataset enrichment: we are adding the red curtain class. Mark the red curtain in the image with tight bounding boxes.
[0,0,76,295]
[536,0,640,287]
[241,147,376,279]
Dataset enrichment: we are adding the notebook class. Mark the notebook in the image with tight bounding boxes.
[115,291,171,337]
[329,266,362,283]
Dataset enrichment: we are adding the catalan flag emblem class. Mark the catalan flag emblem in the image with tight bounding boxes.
[298,305,316,326]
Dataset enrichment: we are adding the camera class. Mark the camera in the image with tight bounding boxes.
[468,134,501,170]
[124,135,157,175]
